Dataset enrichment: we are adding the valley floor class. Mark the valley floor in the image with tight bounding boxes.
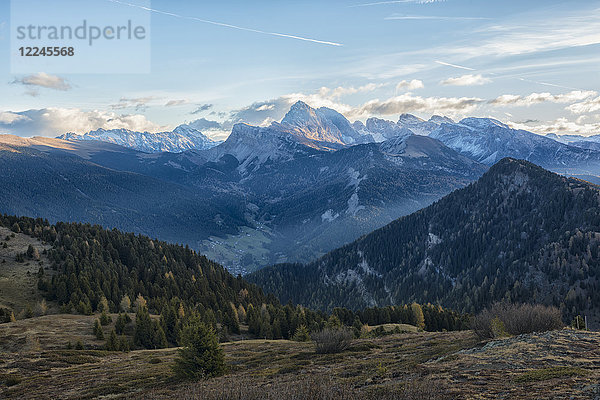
[1,316,599,399]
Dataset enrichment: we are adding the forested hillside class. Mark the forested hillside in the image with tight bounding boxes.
[249,158,600,323]
[0,215,467,340]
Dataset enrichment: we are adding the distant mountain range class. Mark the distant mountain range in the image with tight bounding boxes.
[248,158,600,325]
[58,124,221,153]
[0,102,486,273]
[2,101,600,275]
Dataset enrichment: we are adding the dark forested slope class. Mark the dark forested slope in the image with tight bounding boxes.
[249,158,600,321]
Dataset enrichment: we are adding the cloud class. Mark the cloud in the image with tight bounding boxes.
[12,72,71,91]
[229,98,295,127]
[0,112,31,125]
[190,103,213,114]
[441,74,491,86]
[348,93,483,118]
[509,117,600,136]
[490,90,597,107]
[451,10,600,57]
[567,96,600,114]
[316,83,385,99]
[164,99,189,107]
[0,108,165,137]
[110,96,157,111]
[109,0,342,46]
[396,79,424,91]
[226,83,386,127]
[182,118,222,131]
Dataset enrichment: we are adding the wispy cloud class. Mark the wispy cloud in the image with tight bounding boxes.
[164,99,189,107]
[111,96,158,112]
[190,103,214,114]
[434,60,475,71]
[108,0,343,47]
[12,72,71,91]
[386,14,490,21]
[450,9,600,57]
[441,74,491,86]
[350,0,442,7]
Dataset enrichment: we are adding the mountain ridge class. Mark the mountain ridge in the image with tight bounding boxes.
[248,158,600,324]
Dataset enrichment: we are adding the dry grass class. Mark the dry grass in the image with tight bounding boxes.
[364,323,418,334]
[1,314,599,399]
[0,226,53,315]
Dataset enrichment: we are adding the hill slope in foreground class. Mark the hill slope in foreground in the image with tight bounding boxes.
[0,315,599,399]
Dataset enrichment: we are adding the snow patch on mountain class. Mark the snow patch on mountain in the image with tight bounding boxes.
[346,168,367,216]
[321,209,339,222]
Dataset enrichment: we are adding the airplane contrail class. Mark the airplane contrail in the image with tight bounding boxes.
[434,60,476,71]
[517,78,581,91]
[107,0,343,47]
[386,15,490,20]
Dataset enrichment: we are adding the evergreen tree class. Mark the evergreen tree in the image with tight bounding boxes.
[173,320,226,379]
[93,319,104,340]
[134,306,152,349]
[100,310,112,326]
[292,325,310,342]
[105,329,118,351]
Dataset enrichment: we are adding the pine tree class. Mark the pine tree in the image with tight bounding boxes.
[134,306,152,349]
[118,335,130,352]
[173,320,226,379]
[93,319,104,340]
[292,325,310,342]
[105,329,118,351]
[100,310,112,326]
[115,313,126,334]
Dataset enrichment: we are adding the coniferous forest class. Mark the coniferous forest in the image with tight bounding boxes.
[0,214,467,350]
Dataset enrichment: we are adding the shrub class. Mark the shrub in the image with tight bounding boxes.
[5,375,21,387]
[472,303,563,339]
[312,328,353,354]
[173,320,227,379]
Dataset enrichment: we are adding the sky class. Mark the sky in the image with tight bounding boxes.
[0,0,599,139]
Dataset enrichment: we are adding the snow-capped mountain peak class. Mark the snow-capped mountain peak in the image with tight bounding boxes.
[459,117,509,130]
[58,125,220,153]
[364,117,412,142]
[276,101,368,149]
[398,114,424,125]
